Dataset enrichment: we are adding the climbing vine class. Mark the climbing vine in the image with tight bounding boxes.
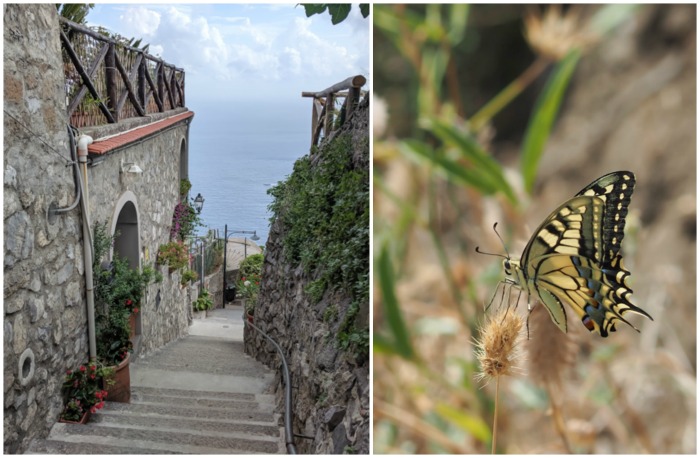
[268,132,369,358]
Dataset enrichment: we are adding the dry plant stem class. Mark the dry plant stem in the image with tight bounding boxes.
[470,56,550,131]
[375,399,468,453]
[491,375,500,454]
[547,380,572,453]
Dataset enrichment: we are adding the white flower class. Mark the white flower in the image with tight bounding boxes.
[244,280,251,287]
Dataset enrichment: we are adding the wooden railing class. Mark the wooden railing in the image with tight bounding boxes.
[302,75,367,149]
[59,17,186,128]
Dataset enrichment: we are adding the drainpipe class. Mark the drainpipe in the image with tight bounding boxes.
[76,134,96,361]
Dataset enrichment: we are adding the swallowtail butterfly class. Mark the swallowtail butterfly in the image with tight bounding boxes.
[485,171,652,337]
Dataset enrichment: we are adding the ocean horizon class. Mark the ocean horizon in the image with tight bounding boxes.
[187,98,311,245]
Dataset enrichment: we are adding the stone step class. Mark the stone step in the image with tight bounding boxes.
[93,409,281,437]
[131,387,276,413]
[31,422,282,454]
[27,397,282,454]
[26,311,284,454]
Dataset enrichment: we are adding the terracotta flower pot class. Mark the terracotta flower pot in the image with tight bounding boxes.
[104,354,131,403]
[59,411,91,425]
[129,313,137,338]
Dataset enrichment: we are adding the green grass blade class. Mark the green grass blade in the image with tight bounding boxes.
[378,244,415,360]
[421,119,518,205]
[400,139,501,196]
[521,49,581,194]
[435,403,492,443]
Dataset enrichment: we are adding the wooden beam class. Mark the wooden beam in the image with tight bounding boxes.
[301,74,366,98]
[113,52,146,116]
[66,42,109,116]
[59,28,115,123]
[144,60,163,112]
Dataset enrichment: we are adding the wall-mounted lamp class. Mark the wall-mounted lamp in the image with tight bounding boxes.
[193,193,205,214]
[120,159,143,174]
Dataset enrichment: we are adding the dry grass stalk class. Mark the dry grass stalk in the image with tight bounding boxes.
[475,308,524,453]
[475,308,524,382]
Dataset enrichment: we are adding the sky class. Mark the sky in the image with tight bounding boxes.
[87,3,370,103]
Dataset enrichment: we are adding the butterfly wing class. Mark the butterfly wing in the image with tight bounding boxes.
[521,171,652,337]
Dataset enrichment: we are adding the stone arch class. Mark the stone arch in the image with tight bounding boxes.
[179,136,188,181]
[109,190,143,351]
[110,191,141,270]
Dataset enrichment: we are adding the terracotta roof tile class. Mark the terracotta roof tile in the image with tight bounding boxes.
[88,111,194,155]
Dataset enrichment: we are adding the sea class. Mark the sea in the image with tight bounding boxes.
[187,98,311,246]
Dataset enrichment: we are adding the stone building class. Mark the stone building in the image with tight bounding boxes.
[4,4,196,453]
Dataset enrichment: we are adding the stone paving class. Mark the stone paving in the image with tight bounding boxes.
[27,304,283,454]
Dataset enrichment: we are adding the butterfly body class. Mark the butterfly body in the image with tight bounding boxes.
[503,171,652,337]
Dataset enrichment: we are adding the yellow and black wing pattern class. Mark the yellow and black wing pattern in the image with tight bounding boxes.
[520,171,652,337]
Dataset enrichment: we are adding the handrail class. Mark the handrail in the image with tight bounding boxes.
[246,320,297,454]
[302,74,367,149]
[58,17,186,128]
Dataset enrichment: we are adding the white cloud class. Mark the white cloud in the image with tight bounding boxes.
[119,7,160,38]
[107,5,369,97]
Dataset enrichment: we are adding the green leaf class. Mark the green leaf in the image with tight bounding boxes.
[400,140,501,197]
[359,4,369,18]
[302,4,327,17]
[425,118,518,204]
[447,4,469,45]
[329,4,352,25]
[435,403,492,443]
[378,244,415,360]
[521,49,581,194]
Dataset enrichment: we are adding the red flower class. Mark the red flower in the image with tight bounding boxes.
[126,299,133,306]
[66,370,72,375]
[133,307,139,314]
[89,365,96,372]
[90,406,97,414]
[90,374,96,380]
[241,277,246,282]
[79,366,86,372]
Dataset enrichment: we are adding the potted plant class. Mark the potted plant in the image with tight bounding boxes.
[237,275,260,322]
[95,304,133,403]
[192,289,213,318]
[181,268,198,286]
[92,222,156,403]
[156,241,189,272]
[59,363,112,424]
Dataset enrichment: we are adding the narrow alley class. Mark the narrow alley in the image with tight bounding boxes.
[27,305,284,454]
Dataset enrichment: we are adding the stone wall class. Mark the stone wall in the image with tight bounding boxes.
[4,4,88,453]
[245,97,369,454]
[82,112,195,355]
[3,4,195,453]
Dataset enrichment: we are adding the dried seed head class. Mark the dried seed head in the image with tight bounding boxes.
[475,308,524,383]
[524,5,597,60]
[525,304,579,390]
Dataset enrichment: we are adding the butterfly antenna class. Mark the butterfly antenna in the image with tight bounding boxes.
[492,222,511,259]
[475,222,511,260]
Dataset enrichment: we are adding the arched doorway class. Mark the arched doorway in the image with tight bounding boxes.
[111,192,142,353]
[114,201,139,269]
[179,137,188,181]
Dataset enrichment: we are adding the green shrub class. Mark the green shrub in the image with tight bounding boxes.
[181,268,198,286]
[157,241,189,271]
[193,289,213,311]
[239,253,263,279]
[268,132,369,355]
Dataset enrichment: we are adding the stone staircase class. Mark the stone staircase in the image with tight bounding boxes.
[27,307,284,454]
